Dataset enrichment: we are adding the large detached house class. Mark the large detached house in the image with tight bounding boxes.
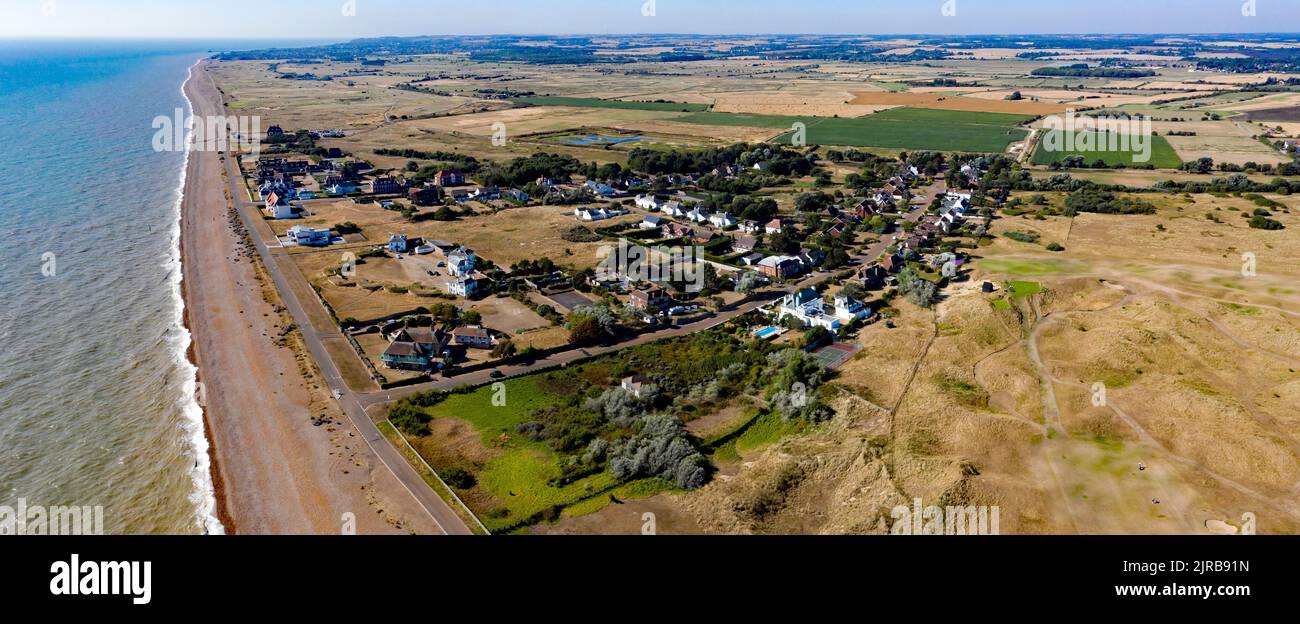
[451,325,494,349]
[776,288,872,331]
[447,247,478,277]
[447,271,493,298]
[286,226,331,247]
[381,328,453,371]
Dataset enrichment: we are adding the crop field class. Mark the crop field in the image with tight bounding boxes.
[847,90,1068,115]
[673,107,1033,152]
[514,96,711,112]
[1031,130,1183,168]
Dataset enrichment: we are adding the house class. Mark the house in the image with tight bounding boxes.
[503,189,529,202]
[296,190,315,200]
[858,264,890,290]
[324,180,358,195]
[381,328,453,371]
[433,170,465,186]
[388,234,413,254]
[258,179,292,201]
[686,207,709,223]
[641,215,664,230]
[447,271,493,298]
[776,288,841,331]
[832,296,872,323]
[709,212,738,229]
[740,220,762,234]
[663,201,689,218]
[799,248,826,268]
[733,234,758,253]
[824,222,848,238]
[740,252,765,266]
[757,255,803,279]
[408,186,442,206]
[1282,140,1298,154]
[629,286,672,311]
[286,226,331,247]
[369,177,404,194]
[265,192,297,220]
[472,186,501,201]
[880,254,903,273]
[447,247,478,277]
[635,194,665,211]
[664,222,695,240]
[451,325,494,349]
[903,235,928,251]
[585,180,618,197]
[621,375,652,397]
[765,219,785,235]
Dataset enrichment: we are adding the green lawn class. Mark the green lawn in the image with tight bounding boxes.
[1007,281,1043,298]
[674,107,1032,153]
[416,377,618,531]
[514,96,710,112]
[1031,130,1183,169]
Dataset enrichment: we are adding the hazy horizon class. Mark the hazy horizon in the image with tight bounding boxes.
[4,0,1299,39]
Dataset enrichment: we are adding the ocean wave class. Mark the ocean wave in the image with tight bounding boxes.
[171,61,224,536]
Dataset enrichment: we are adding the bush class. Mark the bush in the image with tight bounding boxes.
[440,467,477,490]
[1046,242,1065,252]
[1249,216,1285,230]
[388,403,432,436]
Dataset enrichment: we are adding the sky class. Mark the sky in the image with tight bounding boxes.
[2,0,1299,39]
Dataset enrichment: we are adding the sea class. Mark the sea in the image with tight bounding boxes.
[0,39,328,534]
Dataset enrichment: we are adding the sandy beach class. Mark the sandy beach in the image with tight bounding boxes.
[180,61,440,535]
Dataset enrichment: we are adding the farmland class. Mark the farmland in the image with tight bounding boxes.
[1031,130,1184,168]
[674,107,1034,152]
[514,96,711,112]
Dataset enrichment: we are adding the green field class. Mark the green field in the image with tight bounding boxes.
[514,96,710,112]
[1031,130,1183,169]
[412,377,619,531]
[675,107,1032,153]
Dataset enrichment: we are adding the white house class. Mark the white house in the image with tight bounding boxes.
[776,288,841,331]
[709,212,737,229]
[641,215,664,230]
[447,247,478,277]
[635,194,665,211]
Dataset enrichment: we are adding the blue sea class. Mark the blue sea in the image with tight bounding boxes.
[0,39,327,534]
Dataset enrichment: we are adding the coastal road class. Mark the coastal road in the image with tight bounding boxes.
[197,64,473,535]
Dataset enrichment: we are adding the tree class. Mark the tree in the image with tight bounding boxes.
[461,310,482,325]
[735,271,765,296]
[898,267,939,308]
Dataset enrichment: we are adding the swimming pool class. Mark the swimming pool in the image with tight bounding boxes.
[752,326,781,340]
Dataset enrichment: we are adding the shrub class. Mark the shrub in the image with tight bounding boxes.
[1046,242,1065,252]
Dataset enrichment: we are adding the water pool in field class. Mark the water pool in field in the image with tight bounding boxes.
[560,134,642,146]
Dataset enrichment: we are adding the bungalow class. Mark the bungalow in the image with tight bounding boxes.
[733,234,758,253]
[447,271,493,298]
[622,374,652,397]
[324,180,358,195]
[369,177,404,194]
[765,219,785,235]
[286,225,331,247]
[381,328,453,372]
[663,201,689,218]
[740,252,765,266]
[503,189,529,202]
[664,222,695,240]
[585,180,618,197]
[629,286,673,312]
[451,325,494,349]
[709,212,738,229]
[433,170,465,187]
[408,186,442,206]
[635,194,665,211]
[472,186,502,201]
[641,215,664,230]
[447,247,478,277]
[687,207,709,223]
[757,255,803,279]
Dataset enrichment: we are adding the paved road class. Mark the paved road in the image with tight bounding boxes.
[199,65,473,535]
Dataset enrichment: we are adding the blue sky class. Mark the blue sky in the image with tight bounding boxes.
[3,0,1298,39]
